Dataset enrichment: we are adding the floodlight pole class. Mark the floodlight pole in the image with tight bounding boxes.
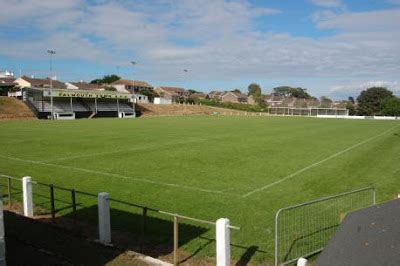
[47,50,56,119]
[183,69,188,103]
[130,61,136,103]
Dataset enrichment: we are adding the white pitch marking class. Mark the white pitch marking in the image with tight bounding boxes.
[41,137,219,163]
[242,124,400,198]
[0,155,237,196]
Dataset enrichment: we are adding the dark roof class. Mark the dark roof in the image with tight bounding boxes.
[208,90,224,96]
[21,76,66,89]
[222,91,247,99]
[315,199,400,266]
[69,82,102,90]
[0,77,16,87]
[158,86,185,93]
[111,79,153,88]
[189,92,206,99]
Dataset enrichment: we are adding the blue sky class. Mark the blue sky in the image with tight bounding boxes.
[1,0,399,99]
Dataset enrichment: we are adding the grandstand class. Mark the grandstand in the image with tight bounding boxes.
[267,106,349,117]
[24,88,135,119]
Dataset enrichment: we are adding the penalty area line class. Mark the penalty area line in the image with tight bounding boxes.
[242,124,400,198]
[0,155,237,197]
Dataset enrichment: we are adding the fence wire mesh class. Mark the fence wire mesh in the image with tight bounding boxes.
[275,187,375,265]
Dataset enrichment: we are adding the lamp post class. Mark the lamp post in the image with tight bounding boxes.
[183,69,189,103]
[47,50,56,119]
[130,61,137,104]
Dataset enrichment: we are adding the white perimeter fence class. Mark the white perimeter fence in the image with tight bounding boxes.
[1,174,240,266]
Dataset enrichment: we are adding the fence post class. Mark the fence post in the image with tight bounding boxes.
[297,258,308,266]
[50,184,55,221]
[98,192,111,245]
[216,218,230,266]
[173,215,179,266]
[22,176,33,217]
[7,177,11,208]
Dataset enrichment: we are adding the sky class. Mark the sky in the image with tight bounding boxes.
[0,0,399,99]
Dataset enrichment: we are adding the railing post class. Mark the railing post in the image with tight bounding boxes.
[7,177,11,208]
[98,192,111,245]
[173,215,179,266]
[50,184,55,221]
[297,258,308,266]
[216,218,230,266]
[22,176,33,217]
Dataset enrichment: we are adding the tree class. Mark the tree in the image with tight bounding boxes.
[348,96,355,104]
[187,89,199,94]
[90,74,121,84]
[356,87,393,115]
[272,86,312,99]
[382,97,400,116]
[320,96,333,108]
[248,83,262,96]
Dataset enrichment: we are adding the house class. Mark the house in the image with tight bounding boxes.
[265,95,284,107]
[247,95,256,105]
[189,92,206,101]
[154,86,187,102]
[111,80,153,94]
[14,76,67,89]
[0,77,17,96]
[133,94,149,103]
[206,90,224,100]
[66,82,103,90]
[221,92,248,104]
[0,70,14,78]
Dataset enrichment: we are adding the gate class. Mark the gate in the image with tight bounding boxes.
[275,187,375,265]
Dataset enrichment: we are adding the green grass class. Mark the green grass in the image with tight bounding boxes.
[0,116,399,263]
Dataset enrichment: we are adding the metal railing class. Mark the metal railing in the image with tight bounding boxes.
[275,187,375,266]
[0,174,239,265]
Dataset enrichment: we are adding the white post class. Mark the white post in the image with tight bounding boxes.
[216,218,230,266]
[98,192,111,245]
[297,258,308,266]
[22,176,33,217]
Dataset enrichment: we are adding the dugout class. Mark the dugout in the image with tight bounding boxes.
[23,87,135,119]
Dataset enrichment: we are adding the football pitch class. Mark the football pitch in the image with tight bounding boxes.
[0,115,399,263]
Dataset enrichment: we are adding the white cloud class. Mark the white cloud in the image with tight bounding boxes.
[0,0,399,96]
[329,81,400,98]
[314,9,400,32]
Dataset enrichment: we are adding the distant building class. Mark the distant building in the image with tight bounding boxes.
[133,94,149,103]
[0,70,14,78]
[154,86,187,102]
[206,90,224,100]
[189,92,206,101]
[221,91,248,104]
[66,82,103,90]
[247,95,256,105]
[111,80,153,94]
[0,77,17,96]
[14,76,67,89]
[154,97,172,105]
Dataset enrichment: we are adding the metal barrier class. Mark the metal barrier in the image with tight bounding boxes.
[275,187,375,266]
[0,174,240,265]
